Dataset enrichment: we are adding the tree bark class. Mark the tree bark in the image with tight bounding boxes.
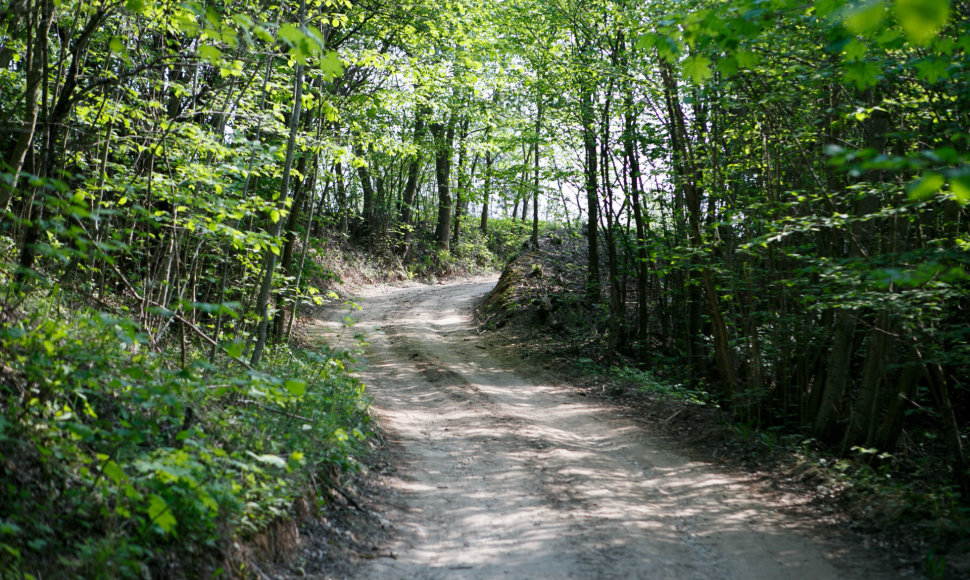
[452,117,470,246]
[399,104,430,255]
[532,98,541,249]
[580,85,599,302]
[480,150,492,233]
[251,35,304,367]
[622,69,649,348]
[334,160,348,234]
[659,59,736,398]
[1,0,53,215]
[355,142,376,243]
[431,114,456,251]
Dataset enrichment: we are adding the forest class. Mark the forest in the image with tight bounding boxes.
[1,0,968,576]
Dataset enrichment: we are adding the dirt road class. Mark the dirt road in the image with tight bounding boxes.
[314,278,899,579]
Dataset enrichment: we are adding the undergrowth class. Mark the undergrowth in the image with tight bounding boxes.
[478,230,970,577]
[405,216,552,279]
[0,286,370,578]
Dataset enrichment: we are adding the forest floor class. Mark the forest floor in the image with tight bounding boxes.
[268,276,915,579]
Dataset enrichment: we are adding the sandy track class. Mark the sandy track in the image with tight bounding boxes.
[313,278,899,579]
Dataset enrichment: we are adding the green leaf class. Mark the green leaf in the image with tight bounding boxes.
[125,0,145,13]
[103,460,126,484]
[0,520,22,536]
[224,341,244,358]
[198,489,219,512]
[842,38,867,61]
[64,421,94,440]
[634,34,655,51]
[320,51,344,80]
[950,176,970,205]
[254,25,274,44]
[717,55,738,77]
[198,44,222,65]
[735,50,760,69]
[655,35,680,62]
[284,379,307,397]
[916,58,949,83]
[110,37,125,54]
[895,0,950,45]
[278,23,304,46]
[843,61,880,88]
[233,14,253,30]
[844,0,887,35]
[148,494,177,534]
[907,172,945,201]
[816,0,842,18]
[682,55,712,84]
[270,209,281,223]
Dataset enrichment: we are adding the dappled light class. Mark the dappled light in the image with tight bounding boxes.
[312,280,892,579]
[3,0,966,574]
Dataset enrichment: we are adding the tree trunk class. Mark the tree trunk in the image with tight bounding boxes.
[920,348,970,494]
[812,102,887,441]
[431,114,456,251]
[1,0,53,215]
[532,99,542,249]
[273,154,311,342]
[250,30,304,367]
[580,86,599,302]
[16,6,107,284]
[480,151,492,233]
[622,76,649,348]
[659,59,736,398]
[334,160,348,234]
[874,351,921,452]
[399,105,430,255]
[355,142,376,243]
[452,118,470,246]
[843,314,892,450]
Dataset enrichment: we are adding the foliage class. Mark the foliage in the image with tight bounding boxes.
[2,0,970,573]
[577,358,713,406]
[0,286,368,577]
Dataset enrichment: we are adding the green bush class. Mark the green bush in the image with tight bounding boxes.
[0,293,370,578]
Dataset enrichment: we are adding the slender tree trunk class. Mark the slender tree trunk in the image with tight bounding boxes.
[599,79,625,350]
[251,17,305,366]
[659,60,736,398]
[431,114,456,251]
[532,99,541,249]
[399,105,430,255]
[452,118,470,246]
[285,173,321,342]
[623,75,649,348]
[355,142,376,243]
[874,351,921,451]
[812,103,887,441]
[920,347,970,494]
[1,0,53,215]
[480,151,492,233]
[581,86,600,302]
[274,155,312,342]
[334,160,348,235]
[16,6,107,284]
[843,314,892,450]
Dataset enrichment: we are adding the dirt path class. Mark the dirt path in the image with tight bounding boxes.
[312,278,900,579]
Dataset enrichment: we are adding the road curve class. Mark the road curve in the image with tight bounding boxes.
[312,277,899,580]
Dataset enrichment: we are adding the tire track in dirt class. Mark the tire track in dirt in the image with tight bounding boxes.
[312,278,903,579]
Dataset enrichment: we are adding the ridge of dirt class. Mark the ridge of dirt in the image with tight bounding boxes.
[282,277,915,579]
